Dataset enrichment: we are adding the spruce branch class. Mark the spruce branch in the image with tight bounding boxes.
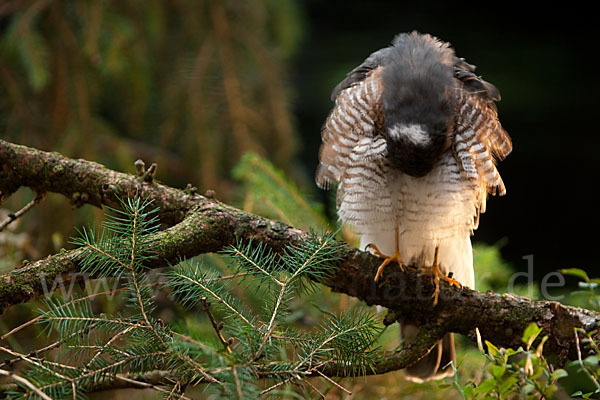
[0,369,53,400]
[168,266,256,328]
[34,351,169,395]
[84,325,136,370]
[125,199,165,346]
[1,138,600,374]
[0,371,181,398]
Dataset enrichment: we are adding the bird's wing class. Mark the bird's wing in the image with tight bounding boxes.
[330,47,392,101]
[316,65,385,191]
[452,61,512,197]
[453,57,502,102]
[451,61,512,227]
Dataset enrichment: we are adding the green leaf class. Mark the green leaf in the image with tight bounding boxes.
[491,364,505,379]
[550,368,568,381]
[499,376,519,395]
[530,365,544,380]
[522,322,542,348]
[504,348,520,357]
[522,383,536,395]
[559,268,590,282]
[583,355,599,367]
[485,340,501,358]
[474,378,496,395]
[462,383,474,398]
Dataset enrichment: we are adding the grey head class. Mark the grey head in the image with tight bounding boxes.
[330,32,501,177]
[381,32,457,177]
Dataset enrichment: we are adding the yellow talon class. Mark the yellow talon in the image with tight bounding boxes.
[418,246,461,305]
[367,227,404,282]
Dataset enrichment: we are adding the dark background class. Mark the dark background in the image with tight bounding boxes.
[1,1,597,282]
[293,2,599,280]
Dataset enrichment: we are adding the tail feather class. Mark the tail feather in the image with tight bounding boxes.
[402,324,455,383]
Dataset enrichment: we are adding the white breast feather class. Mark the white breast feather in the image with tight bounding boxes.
[339,150,481,289]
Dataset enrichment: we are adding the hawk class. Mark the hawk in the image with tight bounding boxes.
[316,32,511,382]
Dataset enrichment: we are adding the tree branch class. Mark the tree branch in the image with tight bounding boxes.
[1,138,599,370]
[0,139,198,224]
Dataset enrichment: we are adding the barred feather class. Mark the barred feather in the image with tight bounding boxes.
[316,32,511,384]
[454,88,511,196]
[316,67,384,190]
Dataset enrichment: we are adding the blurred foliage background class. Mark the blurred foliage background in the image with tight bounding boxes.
[1,1,598,279]
[1,0,304,260]
[1,1,599,398]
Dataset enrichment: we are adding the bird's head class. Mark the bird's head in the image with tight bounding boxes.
[385,119,451,177]
[380,32,457,177]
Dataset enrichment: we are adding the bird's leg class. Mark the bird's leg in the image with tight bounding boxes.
[366,227,404,282]
[419,246,461,305]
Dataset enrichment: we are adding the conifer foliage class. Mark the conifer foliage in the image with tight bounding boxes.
[3,197,380,398]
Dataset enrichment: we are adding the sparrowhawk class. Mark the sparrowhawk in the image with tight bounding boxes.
[316,31,512,382]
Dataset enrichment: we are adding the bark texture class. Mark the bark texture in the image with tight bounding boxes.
[1,139,599,367]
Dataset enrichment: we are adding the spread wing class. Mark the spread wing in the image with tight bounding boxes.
[452,58,512,223]
[316,59,386,191]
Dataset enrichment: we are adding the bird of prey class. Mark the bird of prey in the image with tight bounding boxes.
[316,31,511,382]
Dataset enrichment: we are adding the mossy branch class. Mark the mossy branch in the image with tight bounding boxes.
[1,138,599,369]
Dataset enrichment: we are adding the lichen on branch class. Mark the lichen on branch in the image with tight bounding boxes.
[1,138,599,368]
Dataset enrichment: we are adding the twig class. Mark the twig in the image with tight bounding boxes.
[574,329,600,390]
[174,332,214,351]
[0,323,99,369]
[0,343,74,385]
[126,206,165,346]
[2,139,600,366]
[72,380,77,400]
[0,192,45,232]
[171,272,255,328]
[201,297,232,354]
[266,284,286,336]
[232,365,244,400]
[0,369,52,400]
[0,285,141,343]
[206,272,259,282]
[85,326,135,369]
[250,323,277,362]
[258,358,333,397]
[142,163,158,183]
[173,352,225,388]
[292,321,374,374]
[165,381,188,400]
[315,370,352,395]
[302,378,325,399]
[0,370,182,396]
[165,381,180,400]
[259,236,333,360]
[36,351,167,393]
[114,375,193,400]
[258,374,296,396]
[230,247,283,286]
